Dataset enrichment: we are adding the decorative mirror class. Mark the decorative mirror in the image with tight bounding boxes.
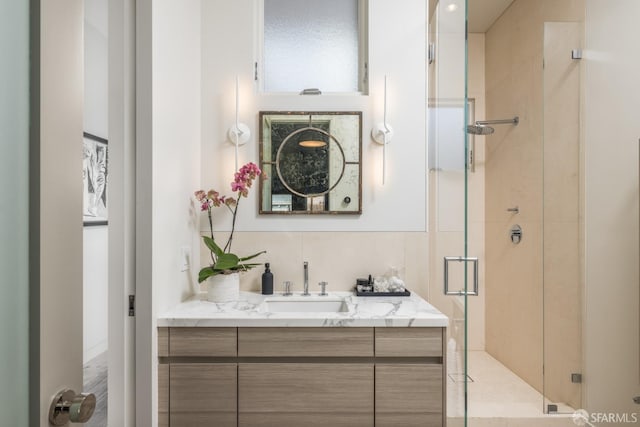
[259,111,362,214]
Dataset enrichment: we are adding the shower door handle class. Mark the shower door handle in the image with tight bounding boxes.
[444,256,479,296]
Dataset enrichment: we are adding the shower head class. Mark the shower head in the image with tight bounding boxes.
[466,124,495,135]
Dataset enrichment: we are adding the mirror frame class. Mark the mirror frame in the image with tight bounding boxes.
[258,111,362,215]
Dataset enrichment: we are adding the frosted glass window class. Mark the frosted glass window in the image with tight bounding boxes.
[263,0,366,93]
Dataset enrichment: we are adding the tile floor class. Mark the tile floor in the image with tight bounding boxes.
[447,350,577,426]
[83,351,107,427]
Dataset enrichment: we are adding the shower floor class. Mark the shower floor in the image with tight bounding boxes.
[447,350,576,426]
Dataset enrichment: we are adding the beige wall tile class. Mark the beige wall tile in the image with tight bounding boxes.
[485,0,584,405]
[543,221,581,407]
[301,232,406,292]
[486,220,544,392]
[199,231,430,294]
[543,22,582,224]
[199,231,303,293]
[403,232,430,298]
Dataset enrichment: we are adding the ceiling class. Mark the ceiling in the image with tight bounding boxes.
[468,0,515,32]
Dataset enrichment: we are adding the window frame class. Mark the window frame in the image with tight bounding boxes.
[255,0,369,95]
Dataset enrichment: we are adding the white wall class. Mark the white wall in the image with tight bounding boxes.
[188,0,429,306]
[83,227,108,361]
[146,1,427,422]
[152,0,202,323]
[83,0,109,364]
[148,0,203,425]
[584,0,640,415]
[85,0,108,137]
[201,0,427,233]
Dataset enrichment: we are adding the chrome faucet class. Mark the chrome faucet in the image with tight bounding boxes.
[318,281,328,296]
[302,261,310,296]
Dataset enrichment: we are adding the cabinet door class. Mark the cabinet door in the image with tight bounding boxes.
[375,364,443,427]
[239,363,374,427]
[170,363,237,427]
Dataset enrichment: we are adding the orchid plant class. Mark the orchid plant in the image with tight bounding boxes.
[194,162,266,283]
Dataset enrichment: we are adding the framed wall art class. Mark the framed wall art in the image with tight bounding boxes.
[83,132,108,226]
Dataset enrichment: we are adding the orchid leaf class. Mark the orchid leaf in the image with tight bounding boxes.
[239,250,266,262]
[235,263,261,271]
[214,252,240,270]
[198,266,215,283]
[203,236,224,257]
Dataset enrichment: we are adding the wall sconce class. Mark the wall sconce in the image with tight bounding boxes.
[227,75,251,170]
[371,75,394,185]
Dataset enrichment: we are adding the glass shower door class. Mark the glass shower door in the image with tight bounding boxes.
[542,20,584,415]
[428,0,471,425]
[432,1,589,424]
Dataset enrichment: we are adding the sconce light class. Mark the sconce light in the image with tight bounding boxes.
[227,75,251,170]
[371,75,394,185]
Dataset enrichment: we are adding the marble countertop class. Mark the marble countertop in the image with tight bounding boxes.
[158,291,448,328]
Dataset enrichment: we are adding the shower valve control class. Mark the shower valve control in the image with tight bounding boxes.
[510,224,523,244]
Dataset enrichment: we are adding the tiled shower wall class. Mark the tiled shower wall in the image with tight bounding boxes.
[485,0,584,409]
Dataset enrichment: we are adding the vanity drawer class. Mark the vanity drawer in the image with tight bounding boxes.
[238,327,374,357]
[169,327,237,357]
[375,328,443,357]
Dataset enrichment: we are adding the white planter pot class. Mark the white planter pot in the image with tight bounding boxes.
[206,273,240,302]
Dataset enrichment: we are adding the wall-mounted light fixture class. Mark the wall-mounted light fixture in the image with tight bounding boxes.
[227,75,251,170]
[371,75,394,185]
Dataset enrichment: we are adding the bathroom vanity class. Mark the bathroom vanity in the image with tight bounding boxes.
[157,292,448,427]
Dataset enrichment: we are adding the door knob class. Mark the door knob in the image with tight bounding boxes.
[49,389,96,425]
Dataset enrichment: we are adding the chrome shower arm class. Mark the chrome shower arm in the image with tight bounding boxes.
[475,117,519,126]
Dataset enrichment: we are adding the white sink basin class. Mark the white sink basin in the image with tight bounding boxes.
[263,297,349,313]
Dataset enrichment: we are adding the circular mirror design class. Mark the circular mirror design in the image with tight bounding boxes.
[259,111,362,215]
[275,125,346,199]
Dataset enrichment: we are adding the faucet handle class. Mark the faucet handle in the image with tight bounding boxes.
[282,281,293,296]
[318,281,328,296]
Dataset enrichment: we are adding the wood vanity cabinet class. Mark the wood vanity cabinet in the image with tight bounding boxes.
[158,327,446,427]
[374,328,444,427]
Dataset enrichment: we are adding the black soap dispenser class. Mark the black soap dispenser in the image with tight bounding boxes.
[261,263,273,295]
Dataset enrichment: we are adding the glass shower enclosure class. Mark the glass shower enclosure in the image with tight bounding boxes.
[429,0,584,424]
[428,1,473,424]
